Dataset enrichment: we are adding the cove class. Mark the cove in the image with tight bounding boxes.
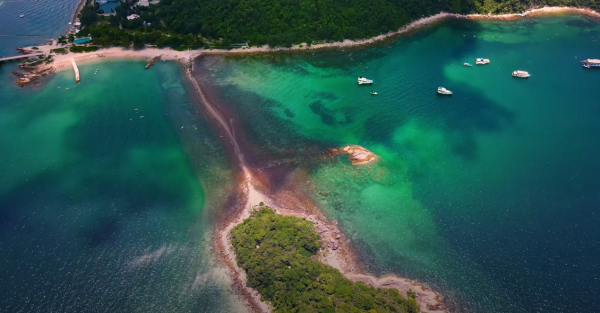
[194,14,600,312]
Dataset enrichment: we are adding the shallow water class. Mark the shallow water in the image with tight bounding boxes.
[196,15,600,312]
[0,60,245,312]
[0,0,79,56]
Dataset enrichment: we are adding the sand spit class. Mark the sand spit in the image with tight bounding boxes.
[183,60,447,312]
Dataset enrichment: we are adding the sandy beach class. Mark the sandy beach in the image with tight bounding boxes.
[33,6,598,76]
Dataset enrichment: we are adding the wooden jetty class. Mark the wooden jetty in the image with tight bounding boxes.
[0,53,44,63]
[71,57,80,83]
[145,55,161,69]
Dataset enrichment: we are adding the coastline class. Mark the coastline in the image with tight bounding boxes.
[10,6,600,311]
[18,6,597,81]
[184,59,448,312]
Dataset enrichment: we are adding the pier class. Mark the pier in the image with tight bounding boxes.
[145,55,161,69]
[71,57,80,83]
[0,53,44,63]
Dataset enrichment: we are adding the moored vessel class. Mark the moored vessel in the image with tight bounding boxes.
[437,87,452,95]
[464,63,472,67]
[370,91,377,95]
[475,58,490,65]
[358,77,373,85]
[20,14,25,18]
[581,59,600,68]
[512,70,531,78]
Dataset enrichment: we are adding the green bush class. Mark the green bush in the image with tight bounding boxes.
[231,206,419,313]
[69,45,99,53]
[50,48,67,54]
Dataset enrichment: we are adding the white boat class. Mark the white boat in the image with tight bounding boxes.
[20,14,25,18]
[475,58,490,65]
[512,70,530,78]
[437,87,452,95]
[464,63,472,67]
[358,77,373,85]
[370,91,378,95]
[582,59,600,68]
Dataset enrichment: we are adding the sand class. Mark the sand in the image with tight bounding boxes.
[34,6,597,78]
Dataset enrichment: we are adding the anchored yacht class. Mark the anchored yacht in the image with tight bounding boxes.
[475,58,490,65]
[358,77,373,85]
[582,59,600,68]
[512,70,530,78]
[437,87,452,95]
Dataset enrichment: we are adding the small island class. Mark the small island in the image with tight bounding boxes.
[231,206,420,312]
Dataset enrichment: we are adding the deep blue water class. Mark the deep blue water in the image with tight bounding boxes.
[0,0,80,56]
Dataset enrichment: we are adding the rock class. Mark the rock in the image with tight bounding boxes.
[316,225,328,234]
[326,145,379,165]
[329,240,339,250]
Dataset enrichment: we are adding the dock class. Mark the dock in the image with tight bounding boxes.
[145,55,161,69]
[0,53,44,63]
[71,57,80,83]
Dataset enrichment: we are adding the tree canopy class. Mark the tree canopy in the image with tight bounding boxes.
[230,206,420,313]
[77,0,600,48]
[149,0,600,46]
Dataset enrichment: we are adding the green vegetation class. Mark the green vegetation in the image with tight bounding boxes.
[231,206,420,313]
[50,48,67,54]
[69,45,99,53]
[74,0,600,48]
[151,0,600,46]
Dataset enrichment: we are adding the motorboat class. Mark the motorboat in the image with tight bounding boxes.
[581,59,600,68]
[370,91,378,95]
[20,14,25,18]
[358,77,373,85]
[463,63,472,67]
[437,87,452,95]
[512,70,530,78]
[475,58,490,65]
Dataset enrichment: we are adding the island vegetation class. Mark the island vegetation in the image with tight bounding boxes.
[230,205,420,312]
[71,0,600,49]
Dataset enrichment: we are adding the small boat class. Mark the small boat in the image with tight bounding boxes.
[437,87,452,95]
[512,70,531,78]
[358,76,373,85]
[370,91,378,95]
[20,14,24,18]
[581,59,600,68]
[475,58,490,65]
[463,63,472,67]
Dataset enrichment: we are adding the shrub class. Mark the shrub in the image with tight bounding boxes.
[231,207,419,312]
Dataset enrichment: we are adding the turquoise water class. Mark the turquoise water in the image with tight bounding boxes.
[0,0,79,56]
[195,15,600,312]
[0,61,244,311]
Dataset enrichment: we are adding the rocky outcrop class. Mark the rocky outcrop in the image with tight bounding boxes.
[12,66,55,87]
[325,145,379,165]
